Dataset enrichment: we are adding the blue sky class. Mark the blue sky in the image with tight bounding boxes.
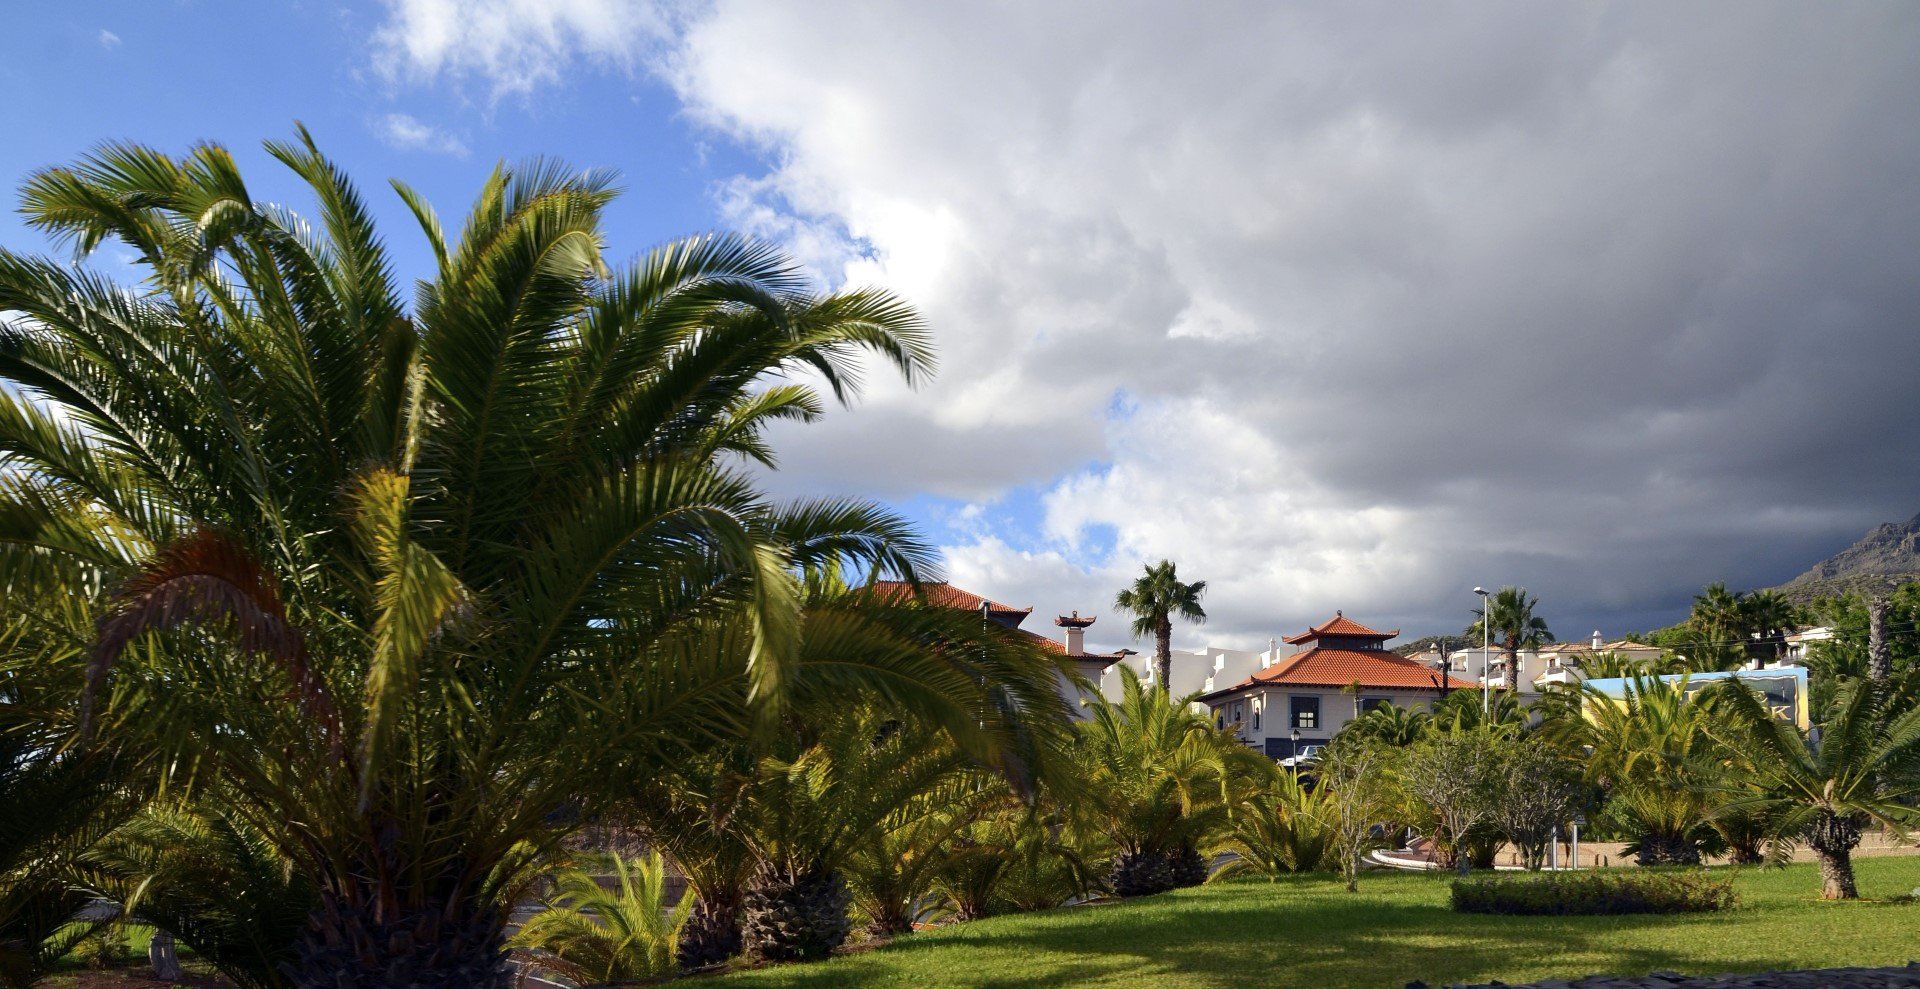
[7,2,1918,652]
[3,4,741,280]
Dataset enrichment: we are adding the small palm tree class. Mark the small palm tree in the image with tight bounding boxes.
[1709,677,1920,899]
[1466,586,1552,692]
[81,798,312,989]
[1114,561,1207,691]
[1068,674,1250,896]
[509,852,693,983]
[1338,702,1431,747]
[1570,674,1723,865]
[1214,771,1337,879]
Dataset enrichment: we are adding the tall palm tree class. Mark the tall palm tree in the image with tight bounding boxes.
[0,134,1070,987]
[1114,560,1207,691]
[1466,586,1552,693]
[1708,676,1920,899]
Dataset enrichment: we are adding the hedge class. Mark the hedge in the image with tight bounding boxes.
[1450,871,1736,916]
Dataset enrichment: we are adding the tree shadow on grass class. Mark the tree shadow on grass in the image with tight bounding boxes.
[715,873,1870,988]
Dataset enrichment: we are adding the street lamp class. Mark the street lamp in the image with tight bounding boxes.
[1290,728,1302,781]
[1474,587,1491,716]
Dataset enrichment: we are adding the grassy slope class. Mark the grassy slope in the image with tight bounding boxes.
[711,858,1920,988]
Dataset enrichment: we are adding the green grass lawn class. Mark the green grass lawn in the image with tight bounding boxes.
[711,858,1920,988]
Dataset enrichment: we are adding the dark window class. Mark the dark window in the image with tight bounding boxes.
[1290,695,1319,730]
[1252,702,1261,730]
[1360,697,1391,713]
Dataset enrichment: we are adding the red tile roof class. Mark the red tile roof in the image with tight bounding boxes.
[1283,612,1399,645]
[1204,647,1443,698]
[868,581,1034,627]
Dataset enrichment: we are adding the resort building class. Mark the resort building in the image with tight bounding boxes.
[1530,633,1664,689]
[1781,625,1835,666]
[1430,633,1663,694]
[1199,613,1448,760]
[1104,645,1267,701]
[868,582,1130,716]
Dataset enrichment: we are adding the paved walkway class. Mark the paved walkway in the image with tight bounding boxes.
[1425,963,1920,989]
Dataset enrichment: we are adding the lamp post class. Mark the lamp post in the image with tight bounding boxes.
[1474,587,1491,716]
[1290,728,1301,782]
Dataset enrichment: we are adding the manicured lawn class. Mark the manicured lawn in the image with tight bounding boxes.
[711,858,1920,988]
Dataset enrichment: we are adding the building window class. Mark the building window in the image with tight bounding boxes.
[1290,695,1319,730]
[1360,697,1390,713]
[1230,701,1244,725]
[1252,700,1262,730]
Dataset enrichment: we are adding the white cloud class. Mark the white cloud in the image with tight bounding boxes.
[97,29,121,50]
[371,0,674,98]
[370,1,1920,639]
[374,113,470,156]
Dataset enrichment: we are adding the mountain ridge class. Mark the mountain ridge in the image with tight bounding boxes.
[1772,510,1920,603]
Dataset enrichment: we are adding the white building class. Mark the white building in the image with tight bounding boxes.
[1782,626,1835,666]
[1201,613,1449,759]
[1437,632,1663,694]
[1106,644,1267,701]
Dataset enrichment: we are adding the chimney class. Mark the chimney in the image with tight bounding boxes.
[1591,630,1603,650]
[1055,611,1096,656]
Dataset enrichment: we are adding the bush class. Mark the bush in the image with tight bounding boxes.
[1450,871,1735,916]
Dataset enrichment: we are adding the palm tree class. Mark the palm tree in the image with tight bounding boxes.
[1466,586,1552,693]
[1709,677,1920,899]
[0,134,1072,986]
[736,708,985,961]
[1114,560,1207,691]
[1338,701,1432,747]
[1566,674,1723,865]
[1067,675,1250,896]
[508,853,692,983]
[80,798,313,989]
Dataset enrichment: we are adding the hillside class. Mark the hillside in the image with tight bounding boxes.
[1774,511,1920,603]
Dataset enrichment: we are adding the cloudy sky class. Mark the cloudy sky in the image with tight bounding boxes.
[6,2,1917,650]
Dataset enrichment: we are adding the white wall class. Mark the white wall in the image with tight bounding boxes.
[1103,646,1264,700]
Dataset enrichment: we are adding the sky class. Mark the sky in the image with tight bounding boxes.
[5,1,1918,653]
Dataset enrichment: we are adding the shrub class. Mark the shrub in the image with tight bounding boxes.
[1450,871,1735,916]
[508,852,693,982]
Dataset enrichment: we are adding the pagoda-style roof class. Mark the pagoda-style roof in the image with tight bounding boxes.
[868,581,1034,627]
[1054,611,1097,629]
[1202,645,1443,699]
[1282,611,1399,645]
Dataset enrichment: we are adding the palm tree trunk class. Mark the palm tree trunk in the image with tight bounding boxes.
[1808,811,1862,900]
[1869,596,1891,683]
[1155,620,1173,692]
[148,931,182,980]
[1504,644,1520,693]
[292,887,512,988]
[676,890,743,969]
[1817,848,1859,900]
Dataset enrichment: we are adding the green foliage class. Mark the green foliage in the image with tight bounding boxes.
[1563,674,1725,866]
[508,852,692,984]
[1706,675,1920,898]
[1403,727,1507,869]
[80,799,310,989]
[1214,772,1337,878]
[1465,586,1551,690]
[1066,675,1253,896]
[1113,560,1207,687]
[1335,701,1430,747]
[0,134,1076,981]
[1450,871,1735,916]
